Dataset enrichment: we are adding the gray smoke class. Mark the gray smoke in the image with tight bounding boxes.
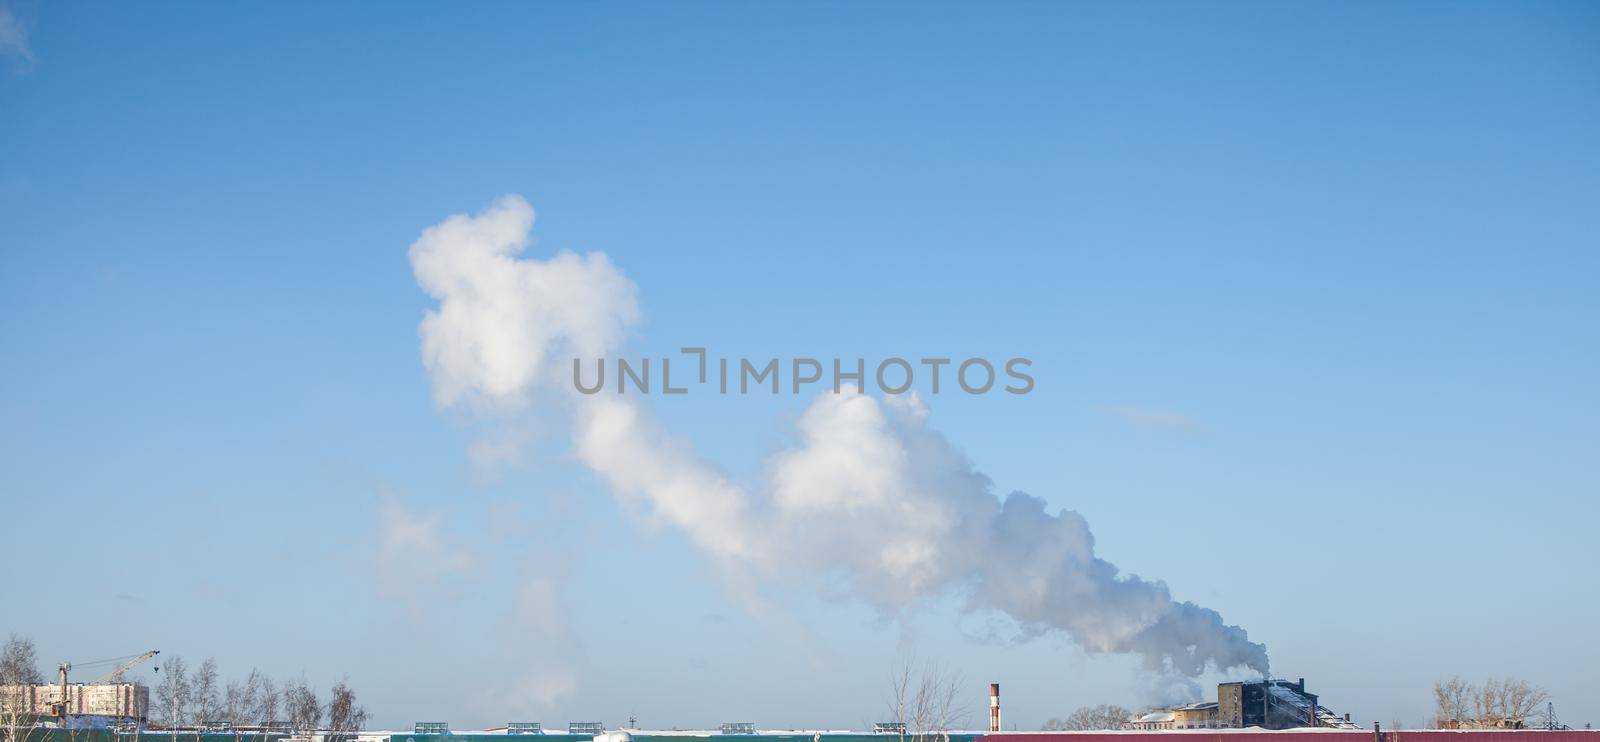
[409,195,1270,678]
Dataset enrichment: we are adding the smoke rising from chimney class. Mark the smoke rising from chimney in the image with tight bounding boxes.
[408,195,1270,678]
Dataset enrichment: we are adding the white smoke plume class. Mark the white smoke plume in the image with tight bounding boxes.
[408,195,1270,677]
[0,7,33,69]
[376,494,477,608]
[408,194,637,409]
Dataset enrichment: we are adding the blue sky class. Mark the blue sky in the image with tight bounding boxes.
[2,0,1598,732]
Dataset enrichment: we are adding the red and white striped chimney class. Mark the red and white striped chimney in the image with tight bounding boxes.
[989,683,1001,732]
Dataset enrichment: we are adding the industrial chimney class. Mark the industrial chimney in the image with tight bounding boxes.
[990,683,1001,732]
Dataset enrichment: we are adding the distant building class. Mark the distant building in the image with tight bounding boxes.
[1128,701,1221,730]
[1171,702,1221,729]
[1129,711,1177,731]
[0,683,149,721]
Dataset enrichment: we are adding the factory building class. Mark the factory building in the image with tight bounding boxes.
[1217,678,1357,730]
[1133,678,1356,731]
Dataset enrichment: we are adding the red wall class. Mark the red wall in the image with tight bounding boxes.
[982,732,1369,742]
[1392,734,1600,742]
[984,731,1600,742]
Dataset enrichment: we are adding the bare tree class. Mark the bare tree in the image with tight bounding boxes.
[2,636,45,742]
[222,681,243,725]
[1505,680,1549,726]
[324,679,368,742]
[886,660,969,742]
[284,677,321,735]
[1478,678,1548,728]
[155,656,192,729]
[237,671,261,725]
[1044,705,1134,731]
[224,670,261,742]
[255,675,280,731]
[1432,677,1471,729]
[1432,677,1548,729]
[192,659,220,725]
[1473,679,1503,727]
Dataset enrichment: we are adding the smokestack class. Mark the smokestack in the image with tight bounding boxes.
[990,683,1001,732]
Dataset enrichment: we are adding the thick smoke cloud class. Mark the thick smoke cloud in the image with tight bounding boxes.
[409,195,1270,678]
[409,195,638,409]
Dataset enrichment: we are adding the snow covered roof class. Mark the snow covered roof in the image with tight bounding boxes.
[1267,684,1312,711]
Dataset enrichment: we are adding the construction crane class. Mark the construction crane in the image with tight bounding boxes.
[49,650,160,718]
[88,650,159,685]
